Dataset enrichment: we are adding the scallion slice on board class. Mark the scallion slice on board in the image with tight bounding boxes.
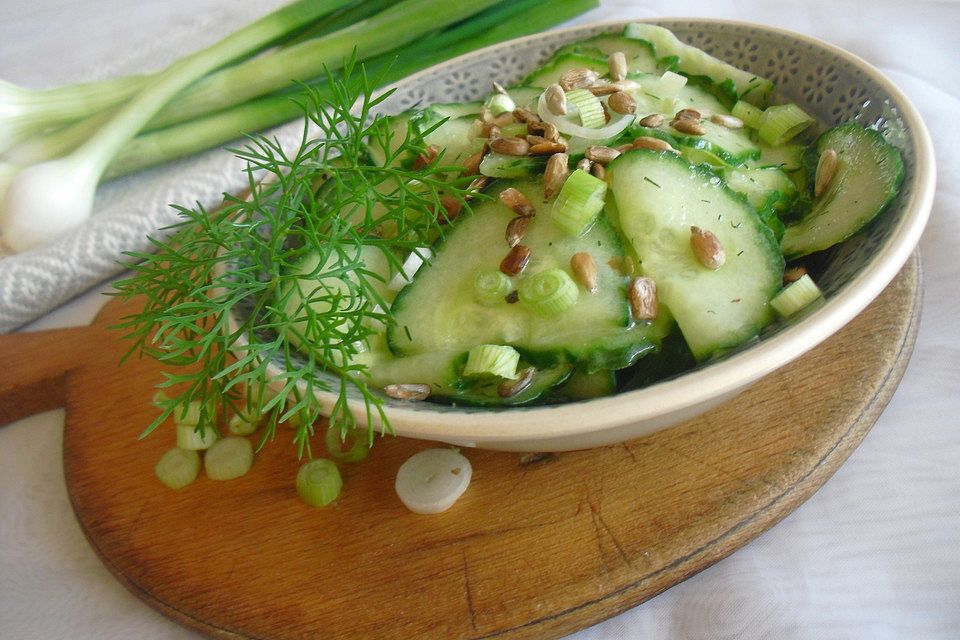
[155,448,201,490]
[296,459,343,507]
[395,448,472,514]
[204,437,254,481]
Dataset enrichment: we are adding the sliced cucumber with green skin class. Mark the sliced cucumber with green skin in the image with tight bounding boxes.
[479,152,546,178]
[387,179,665,368]
[781,123,905,259]
[553,367,617,400]
[522,52,609,88]
[607,149,784,361]
[623,23,774,106]
[722,165,798,239]
[555,33,660,74]
[668,119,760,166]
[280,245,396,361]
[422,116,482,166]
[364,349,571,406]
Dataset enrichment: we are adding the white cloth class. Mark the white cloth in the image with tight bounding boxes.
[2,1,958,638]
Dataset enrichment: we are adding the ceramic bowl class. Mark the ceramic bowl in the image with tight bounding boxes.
[235,18,935,451]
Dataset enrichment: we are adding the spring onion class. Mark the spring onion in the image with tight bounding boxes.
[176,423,219,451]
[518,268,580,316]
[758,103,815,146]
[228,413,260,437]
[155,447,201,490]
[296,459,343,507]
[0,0,357,253]
[537,89,633,141]
[473,269,513,306]
[551,168,607,236]
[395,448,472,514]
[564,89,606,128]
[324,424,370,463]
[732,100,764,129]
[204,436,255,480]
[770,274,825,317]
[462,344,520,379]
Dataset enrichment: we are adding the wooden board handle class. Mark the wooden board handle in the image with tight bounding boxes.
[0,326,94,427]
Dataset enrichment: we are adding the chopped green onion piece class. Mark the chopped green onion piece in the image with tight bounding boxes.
[771,274,825,317]
[155,448,201,490]
[473,269,512,306]
[176,423,219,450]
[499,121,528,138]
[395,448,472,514]
[565,89,605,128]
[204,436,254,481]
[551,168,607,236]
[758,103,814,146]
[325,424,370,463]
[296,459,343,507]
[462,344,520,379]
[174,400,205,427]
[228,412,260,436]
[485,93,516,116]
[518,268,580,316]
[732,100,764,129]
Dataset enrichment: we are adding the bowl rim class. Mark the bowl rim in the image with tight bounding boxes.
[231,17,937,444]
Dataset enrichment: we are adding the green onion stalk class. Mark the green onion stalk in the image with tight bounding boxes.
[0,0,598,253]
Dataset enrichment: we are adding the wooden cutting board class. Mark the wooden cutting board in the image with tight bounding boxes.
[0,255,920,640]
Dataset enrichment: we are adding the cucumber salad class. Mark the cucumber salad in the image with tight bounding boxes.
[283,23,905,408]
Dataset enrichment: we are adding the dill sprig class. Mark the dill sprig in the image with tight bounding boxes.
[112,60,473,457]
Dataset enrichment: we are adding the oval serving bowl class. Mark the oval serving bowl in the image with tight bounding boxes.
[229,18,935,451]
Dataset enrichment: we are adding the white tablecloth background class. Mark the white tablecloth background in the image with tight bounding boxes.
[2,1,958,638]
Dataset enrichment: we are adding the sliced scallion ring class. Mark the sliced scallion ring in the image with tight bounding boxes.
[537,90,633,140]
[155,447,201,490]
[758,103,814,146]
[770,274,825,317]
[176,423,219,450]
[296,459,343,508]
[564,89,605,129]
[462,344,520,379]
[473,269,512,306]
[395,448,472,514]
[204,436,254,481]
[732,100,764,129]
[485,92,515,116]
[518,268,579,316]
[325,424,370,463]
[551,168,607,236]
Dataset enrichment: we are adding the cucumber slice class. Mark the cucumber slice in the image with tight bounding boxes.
[607,149,784,361]
[522,53,609,88]
[667,118,760,165]
[623,23,774,106]
[387,179,665,368]
[556,33,660,74]
[781,124,904,258]
[479,152,546,178]
[722,165,798,238]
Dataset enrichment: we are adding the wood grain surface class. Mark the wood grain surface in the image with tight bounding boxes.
[0,255,920,640]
